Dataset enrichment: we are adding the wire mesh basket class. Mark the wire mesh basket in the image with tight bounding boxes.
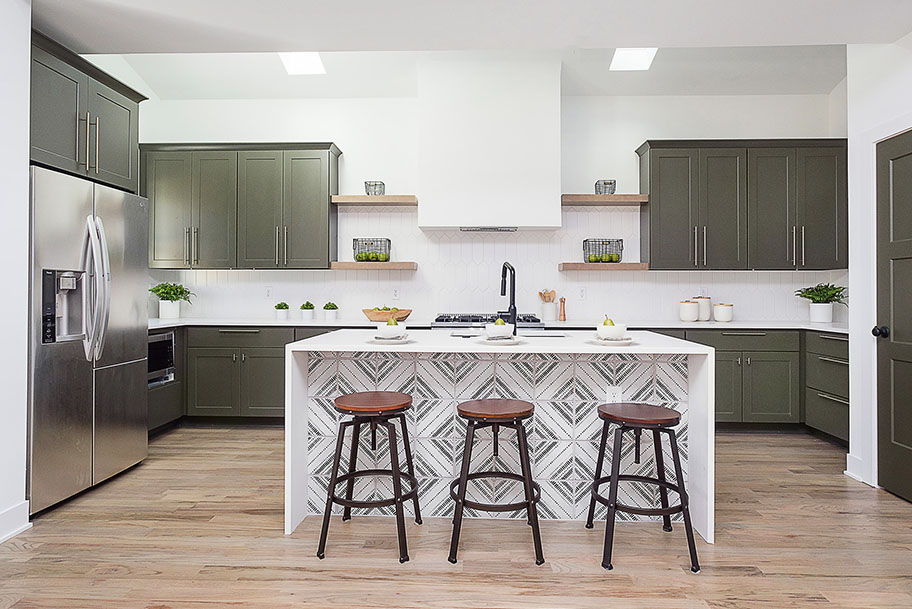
[353,238,391,262]
[582,238,624,263]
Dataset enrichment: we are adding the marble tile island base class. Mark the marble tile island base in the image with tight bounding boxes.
[285,330,715,543]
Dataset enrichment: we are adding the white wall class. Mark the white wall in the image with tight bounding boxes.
[845,33,912,486]
[828,78,848,138]
[0,0,32,543]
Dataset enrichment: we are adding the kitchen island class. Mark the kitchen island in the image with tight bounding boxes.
[284,329,716,542]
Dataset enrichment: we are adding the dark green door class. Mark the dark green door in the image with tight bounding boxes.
[715,351,744,422]
[699,148,747,269]
[876,130,912,501]
[187,348,240,416]
[145,151,192,269]
[283,150,331,268]
[240,348,286,417]
[30,45,88,175]
[238,150,283,268]
[742,351,800,422]
[748,148,797,269]
[797,146,848,269]
[87,79,139,192]
[192,151,237,268]
[648,148,700,269]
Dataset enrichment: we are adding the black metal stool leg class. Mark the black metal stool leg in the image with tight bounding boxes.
[517,420,545,565]
[398,414,422,524]
[341,421,362,521]
[317,420,349,559]
[601,426,625,570]
[653,429,673,533]
[668,428,700,573]
[448,420,476,564]
[385,421,409,563]
[586,419,611,529]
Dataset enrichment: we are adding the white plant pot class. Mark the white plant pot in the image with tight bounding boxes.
[300,309,314,321]
[275,309,289,321]
[808,302,834,323]
[324,310,338,321]
[159,300,180,319]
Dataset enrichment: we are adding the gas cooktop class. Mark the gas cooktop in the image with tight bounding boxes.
[432,313,544,328]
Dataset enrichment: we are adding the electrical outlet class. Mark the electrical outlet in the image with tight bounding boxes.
[391,287,400,300]
[578,287,587,301]
[265,286,273,299]
[605,385,623,403]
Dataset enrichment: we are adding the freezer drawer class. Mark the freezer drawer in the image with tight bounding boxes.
[94,359,148,484]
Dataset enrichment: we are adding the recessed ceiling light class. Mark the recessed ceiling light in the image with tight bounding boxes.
[609,48,658,71]
[278,52,326,75]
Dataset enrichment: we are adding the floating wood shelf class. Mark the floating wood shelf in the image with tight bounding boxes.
[331,195,418,206]
[558,262,649,271]
[561,194,649,206]
[331,262,418,270]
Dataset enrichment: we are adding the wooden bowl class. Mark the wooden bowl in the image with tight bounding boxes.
[362,308,412,322]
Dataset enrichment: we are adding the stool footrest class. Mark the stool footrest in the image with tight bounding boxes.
[590,474,686,517]
[330,468,419,510]
[449,471,541,512]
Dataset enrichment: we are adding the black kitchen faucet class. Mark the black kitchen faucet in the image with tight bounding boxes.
[499,261,518,335]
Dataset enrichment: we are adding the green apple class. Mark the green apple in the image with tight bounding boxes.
[600,253,612,263]
[588,254,600,263]
[609,253,620,262]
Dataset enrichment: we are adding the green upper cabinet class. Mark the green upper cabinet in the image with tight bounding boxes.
[30,33,144,192]
[639,140,847,270]
[238,150,284,269]
[284,150,336,268]
[144,151,192,269]
[192,152,238,268]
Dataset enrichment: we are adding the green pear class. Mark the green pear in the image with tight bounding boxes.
[387,318,398,326]
[494,318,506,326]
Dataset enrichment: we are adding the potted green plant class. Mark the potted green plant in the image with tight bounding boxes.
[795,283,847,323]
[300,301,315,321]
[149,282,193,319]
[323,301,339,321]
[275,301,290,321]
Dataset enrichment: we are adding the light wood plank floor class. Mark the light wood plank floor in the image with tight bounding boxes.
[2,427,911,609]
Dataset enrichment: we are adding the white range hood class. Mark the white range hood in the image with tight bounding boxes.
[417,55,562,230]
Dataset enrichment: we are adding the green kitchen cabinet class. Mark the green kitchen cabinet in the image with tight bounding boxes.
[30,44,88,176]
[187,348,242,416]
[87,78,139,192]
[804,331,849,441]
[742,351,801,423]
[283,150,337,268]
[148,328,186,431]
[698,148,748,269]
[239,348,286,417]
[192,151,238,268]
[715,351,744,422]
[145,151,192,269]
[748,148,797,269]
[639,147,700,269]
[238,150,284,269]
[797,146,848,270]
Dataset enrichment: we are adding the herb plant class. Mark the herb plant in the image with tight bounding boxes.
[275,302,290,310]
[300,301,315,310]
[323,301,339,310]
[795,283,847,305]
[149,282,193,303]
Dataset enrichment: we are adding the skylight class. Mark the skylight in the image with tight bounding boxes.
[278,52,326,75]
[608,48,658,71]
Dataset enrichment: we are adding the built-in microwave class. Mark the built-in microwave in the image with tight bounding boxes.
[148,332,175,388]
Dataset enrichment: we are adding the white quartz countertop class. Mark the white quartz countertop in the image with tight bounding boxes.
[546,319,849,334]
[148,316,437,330]
[286,329,715,355]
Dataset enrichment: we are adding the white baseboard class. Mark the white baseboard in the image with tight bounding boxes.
[845,453,878,488]
[0,500,31,544]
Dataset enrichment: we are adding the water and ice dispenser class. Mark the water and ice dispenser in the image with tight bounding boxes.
[41,269,86,344]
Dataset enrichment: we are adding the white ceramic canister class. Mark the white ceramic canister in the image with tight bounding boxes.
[693,296,712,321]
[808,302,834,323]
[541,302,558,322]
[713,303,734,322]
[679,300,699,322]
[159,300,180,319]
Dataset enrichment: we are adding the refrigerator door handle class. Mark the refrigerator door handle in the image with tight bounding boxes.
[93,216,112,360]
[78,215,104,360]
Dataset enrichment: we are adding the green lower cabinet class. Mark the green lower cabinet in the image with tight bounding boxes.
[240,347,286,417]
[742,351,800,423]
[714,352,744,422]
[805,388,849,441]
[187,347,241,416]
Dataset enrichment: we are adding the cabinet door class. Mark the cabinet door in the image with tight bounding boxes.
[699,148,747,269]
[748,148,798,269]
[742,351,800,423]
[648,149,700,269]
[87,79,139,192]
[145,151,192,269]
[283,150,331,268]
[192,151,237,268]
[797,146,848,269]
[187,348,240,416]
[715,351,744,422]
[30,45,88,175]
[238,151,283,268]
[240,347,286,417]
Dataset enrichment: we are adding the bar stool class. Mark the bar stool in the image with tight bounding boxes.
[448,399,544,565]
[585,402,699,573]
[317,391,421,563]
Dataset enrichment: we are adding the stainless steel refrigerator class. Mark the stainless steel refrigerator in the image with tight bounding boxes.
[28,166,149,514]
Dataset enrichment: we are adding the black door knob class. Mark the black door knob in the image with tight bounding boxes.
[872,325,891,338]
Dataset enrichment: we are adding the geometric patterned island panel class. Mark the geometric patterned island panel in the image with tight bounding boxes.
[302,350,688,522]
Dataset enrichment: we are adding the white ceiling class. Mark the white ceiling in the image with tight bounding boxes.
[34,0,912,54]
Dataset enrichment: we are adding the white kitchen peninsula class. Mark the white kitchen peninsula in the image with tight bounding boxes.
[284,330,716,542]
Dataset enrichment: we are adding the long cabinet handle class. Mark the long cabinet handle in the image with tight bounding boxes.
[817,392,849,406]
[693,226,698,266]
[703,226,707,266]
[801,225,806,266]
[275,226,280,266]
[192,227,199,264]
[94,115,100,174]
[819,334,848,342]
[792,225,797,265]
[284,225,288,266]
[217,328,261,334]
[80,112,90,168]
[817,355,848,366]
[184,227,191,265]
[721,331,767,336]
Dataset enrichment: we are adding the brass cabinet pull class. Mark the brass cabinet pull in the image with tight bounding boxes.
[817,355,848,366]
[217,328,261,334]
[721,331,767,336]
[817,392,849,406]
[819,334,848,342]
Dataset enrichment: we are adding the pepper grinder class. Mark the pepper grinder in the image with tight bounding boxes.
[558,296,566,321]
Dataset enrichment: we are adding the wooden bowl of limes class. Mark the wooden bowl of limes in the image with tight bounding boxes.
[363,308,411,322]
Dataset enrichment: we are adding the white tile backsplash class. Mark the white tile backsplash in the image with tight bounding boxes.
[150,207,848,324]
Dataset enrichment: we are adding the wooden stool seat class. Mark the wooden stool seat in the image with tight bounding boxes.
[597,402,681,427]
[457,398,534,420]
[334,391,412,415]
